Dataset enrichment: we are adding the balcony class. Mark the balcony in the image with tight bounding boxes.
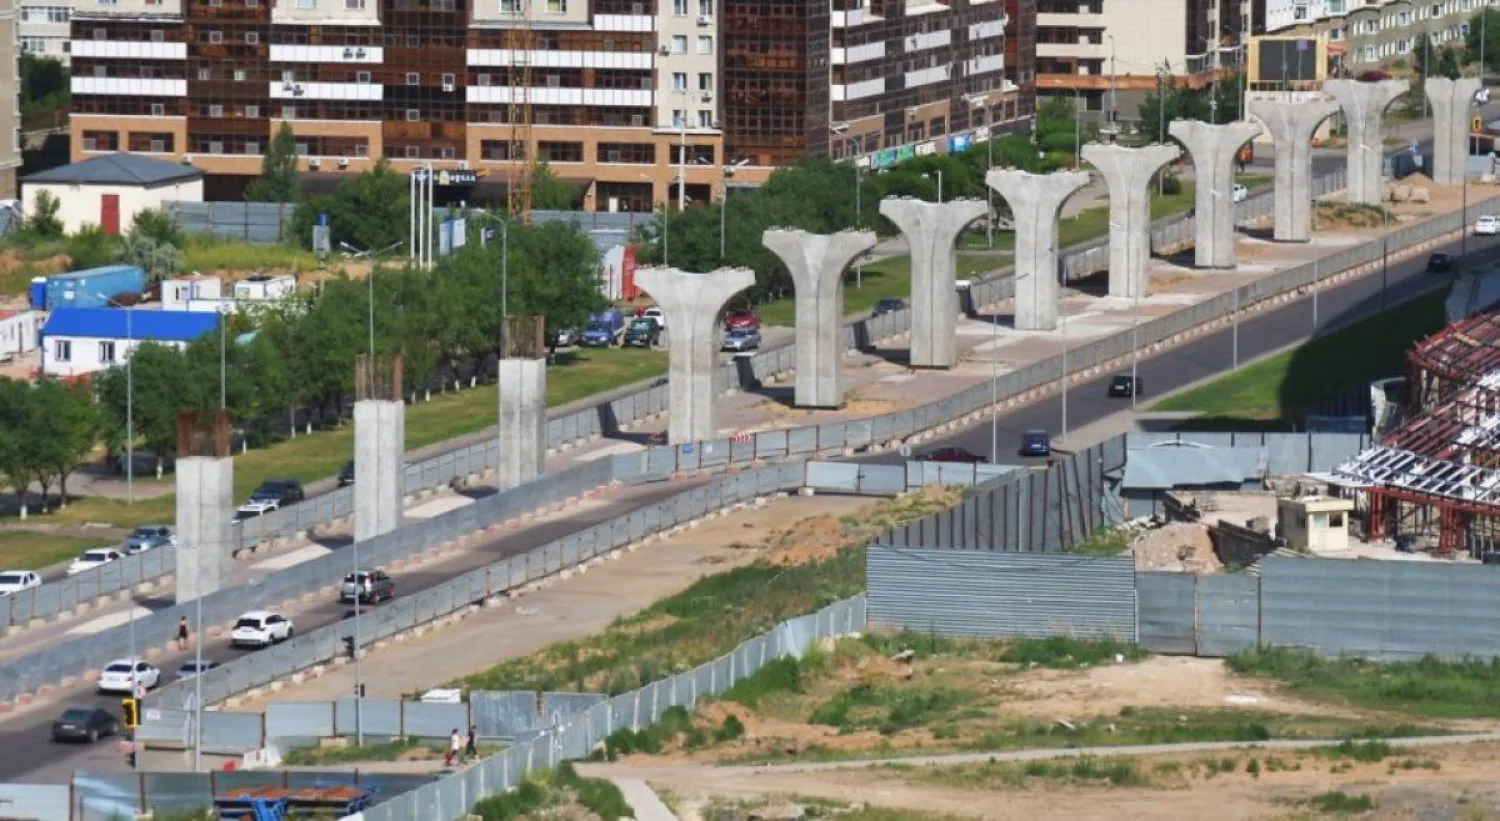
[269,45,384,64]
[1037,41,1107,59]
[467,48,652,70]
[72,77,188,97]
[1037,11,1105,26]
[69,40,187,60]
[268,81,383,101]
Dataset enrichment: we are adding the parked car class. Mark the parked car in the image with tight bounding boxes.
[623,318,661,348]
[51,707,121,743]
[0,569,40,596]
[1107,374,1143,398]
[916,446,986,464]
[237,479,305,517]
[873,298,907,316]
[124,525,173,554]
[638,306,666,330]
[1020,429,1052,458]
[721,328,762,352]
[1427,252,1455,274]
[551,326,580,347]
[230,610,294,647]
[67,548,123,576]
[339,460,356,486]
[724,309,761,331]
[340,569,395,604]
[176,660,222,679]
[97,659,160,694]
[579,310,626,347]
[1476,215,1500,236]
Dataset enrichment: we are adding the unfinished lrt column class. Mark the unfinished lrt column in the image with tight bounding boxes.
[635,266,756,444]
[1248,97,1341,242]
[1169,119,1262,269]
[353,354,405,542]
[175,410,232,602]
[497,316,547,489]
[985,169,1090,330]
[1082,142,1180,299]
[1324,79,1409,204]
[762,229,878,409]
[879,198,989,368]
[1426,77,1485,187]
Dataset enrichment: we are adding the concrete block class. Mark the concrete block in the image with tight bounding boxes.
[1169,120,1262,269]
[1081,142,1180,298]
[354,399,405,542]
[498,358,546,489]
[984,169,1090,329]
[176,455,233,601]
[1248,97,1342,242]
[1426,77,1485,187]
[878,198,988,368]
[1325,79,1409,204]
[762,229,878,407]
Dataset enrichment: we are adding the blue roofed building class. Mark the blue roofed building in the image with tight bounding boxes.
[41,308,220,378]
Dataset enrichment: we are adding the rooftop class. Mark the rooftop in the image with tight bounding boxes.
[23,153,202,188]
[42,308,219,343]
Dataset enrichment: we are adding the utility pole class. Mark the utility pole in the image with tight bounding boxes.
[1108,35,1118,140]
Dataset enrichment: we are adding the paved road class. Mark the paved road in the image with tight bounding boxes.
[0,479,701,783]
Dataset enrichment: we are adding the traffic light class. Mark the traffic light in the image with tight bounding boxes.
[352,683,366,698]
[121,697,139,729]
[1474,115,1485,134]
[343,636,356,658]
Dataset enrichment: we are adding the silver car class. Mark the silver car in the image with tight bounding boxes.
[721,329,761,352]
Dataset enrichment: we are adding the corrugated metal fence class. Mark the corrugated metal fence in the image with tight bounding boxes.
[72,769,433,821]
[162,201,295,243]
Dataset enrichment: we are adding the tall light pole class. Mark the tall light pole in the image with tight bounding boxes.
[720,158,748,260]
[930,170,944,203]
[677,95,688,213]
[1157,74,1167,194]
[987,135,996,247]
[1072,88,1082,168]
[1108,34,1118,141]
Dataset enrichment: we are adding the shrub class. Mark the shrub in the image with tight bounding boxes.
[128,208,186,248]
[714,714,745,743]
[28,191,63,239]
[64,225,123,270]
[999,636,1145,669]
[721,655,814,708]
[1307,791,1377,814]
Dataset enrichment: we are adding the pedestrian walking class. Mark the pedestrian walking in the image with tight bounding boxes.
[464,725,477,762]
[176,616,190,650]
[445,728,462,767]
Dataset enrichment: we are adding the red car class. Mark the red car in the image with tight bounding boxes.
[915,446,986,464]
[724,309,761,331]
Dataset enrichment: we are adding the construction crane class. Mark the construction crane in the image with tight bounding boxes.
[504,1,535,224]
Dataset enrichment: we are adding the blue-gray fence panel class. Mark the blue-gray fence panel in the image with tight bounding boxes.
[1260,557,1500,661]
[542,693,606,726]
[1136,572,1197,654]
[403,701,469,739]
[1197,573,1260,657]
[867,547,1136,639]
[139,772,213,813]
[472,691,539,736]
[804,461,859,493]
[265,702,334,739]
[0,783,68,821]
[199,711,264,752]
[335,698,402,737]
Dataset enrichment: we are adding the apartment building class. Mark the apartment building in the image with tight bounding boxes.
[20,1,72,63]
[0,0,19,198]
[68,0,1029,210]
[1261,0,1486,68]
[1035,0,1229,126]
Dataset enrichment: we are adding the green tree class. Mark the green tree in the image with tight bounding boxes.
[121,236,185,283]
[1466,8,1500,73]
[29,378,96,507]
[128,208,186,248]
[65,225,124,269]
[1439,46,1462,80]
[530,162,582,211]
[1036,96,1088,158]
[94,342,206,465]
[291,159,409,252]
[28,190,63,239]
[1413,31,1437,76]
[245,123,302,203]
[0,378,41,515]
[19,53,68,112]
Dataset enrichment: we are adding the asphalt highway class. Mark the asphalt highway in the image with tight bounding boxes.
[2,479,701,783]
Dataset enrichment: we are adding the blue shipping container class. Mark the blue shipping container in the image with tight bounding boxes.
[44,265,147,310]
[27,276,45,310]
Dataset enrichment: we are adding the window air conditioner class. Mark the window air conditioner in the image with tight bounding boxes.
[355,48,366,58]
[697,14,712,24]
[443,82,455,91]
[338,157,349,167]
[700,91,713,102]
[658,44,671,55]
[308,157,320,168]
[458,159,469,169]
[343,48,354,58]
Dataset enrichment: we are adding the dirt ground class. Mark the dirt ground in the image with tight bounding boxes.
[1130,522,1222,573]
[587,741,1500,821]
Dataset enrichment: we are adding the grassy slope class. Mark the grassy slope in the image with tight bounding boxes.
[0,530,115,570]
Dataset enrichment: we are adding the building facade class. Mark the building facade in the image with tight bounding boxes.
[67,0,1031,211]
[0,0,19,198]
[1261,0,1487,68]
[20,1,72,64]
[39,307,219,377]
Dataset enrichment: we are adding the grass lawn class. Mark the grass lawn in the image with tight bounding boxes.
[181,237,323,274]
[0,530,115,571]
[1227,646,1500,720]
[959,183,1200,253]
[758,254,998,327]
[1150,290,1447,424]
[23,347,669,529]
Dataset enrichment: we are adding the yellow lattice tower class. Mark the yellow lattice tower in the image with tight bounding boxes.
[504,1,535,224]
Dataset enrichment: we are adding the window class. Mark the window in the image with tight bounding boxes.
[673,0,687,14]
[699,0,711,14]
[672,109,685,128]
[1293,4,1307,18]
[406,108,420,121]
[1398,37,1410,51]
[671,35,687,54]
[356,70,372,83]
[441,72,455,87]
[698,110,713,128]
[140,66,153,78]
[538,140,584,162]
[208,104,223,117]
[672,72,687,90]
[150,29,163,42]
[597,142,655,163]
[1433,2,1442,13]
[151,103,165,116]
[406,72,420,85]
[697,35,713,54]
[404,145,420,158]
[233,69,247,81]
[245,104,259,118]
[477,73,491,86]
[500,0,520,9]
[196,67,212,81]
[19,37,46,54]
[282,69,296,83]
[93,64,106,77]
[698,72,712,91]
[296,0,314,7]
[99,341,116,363]
[208,30,223,44]
[345,0,364,8]
[53,340,70,362]
[282,105,297,118]
[546,0,565,11]
[246,141,260,154]
[244,31,259,44]
[92,28,105,39]
[1329,511,1345,528]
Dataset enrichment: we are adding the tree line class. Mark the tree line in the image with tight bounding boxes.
[0,378,99,514]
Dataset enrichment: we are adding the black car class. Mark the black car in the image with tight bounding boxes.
[916,446,986,464]
[873,298,907,316]
[1020,430,1052,458]
[51,706,121,743]
[259,478,305,504]
[1108,374,1143,398]
[1427,252,1455,273]
[623,319,660,348]
[338,461,355,487]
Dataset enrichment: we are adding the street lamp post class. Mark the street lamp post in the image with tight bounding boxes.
[720,158,748,260]
[1072,88,1082,168]
[931,170,944,203]
[1108,34,1118,140]
[987,136,995,247]
[126,305,133,505]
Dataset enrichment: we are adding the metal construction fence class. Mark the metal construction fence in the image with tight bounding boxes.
[162,201,296,244]
[72,768,433,821]
[137,461,806,729]
[868,549,1500,663]
[349,594,867,821]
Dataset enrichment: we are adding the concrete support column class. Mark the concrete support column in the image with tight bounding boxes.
[1081,142,1181,298]
[635,266,756,443]
[1248,97,1341,242]
[1169,120,1262,269]
[497,358,546,488]
[1426,77,1484,186]
[175,410,232,602]
[354,355,405,542]
[878,198,988,368]
[762,229,878,408]
[1325,79,1409,204]
[984,169,1090,329]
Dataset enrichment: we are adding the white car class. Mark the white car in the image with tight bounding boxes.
[97,658,160,694]
[67,549,123,577]
[236,497,281,517]
[641,307,666,330]
[0,570,40,596]
[1476,215,1500,236]
[1232,184,1249,203]
[230,610,294,647]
